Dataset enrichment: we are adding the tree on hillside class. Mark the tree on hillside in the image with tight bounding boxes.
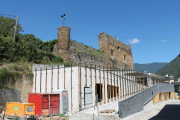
[41,39,57,52]
[0,15,64,65]
[18,33,43,49]
[0,15,23,37]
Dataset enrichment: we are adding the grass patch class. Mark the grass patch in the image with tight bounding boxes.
[55,113,67,118]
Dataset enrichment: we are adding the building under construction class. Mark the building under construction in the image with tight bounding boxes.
[32,64,165,113]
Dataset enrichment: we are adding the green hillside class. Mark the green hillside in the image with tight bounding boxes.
[134,62,167,73]
[156,54,180,77]
[0,15,70,88]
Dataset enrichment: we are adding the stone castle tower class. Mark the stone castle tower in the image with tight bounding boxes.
[57,26,71,61]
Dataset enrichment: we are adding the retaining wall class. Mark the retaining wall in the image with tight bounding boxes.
[118,83,174,118]
[0,88,21,107]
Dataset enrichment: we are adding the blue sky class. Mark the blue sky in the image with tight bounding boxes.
[1,0,180,64]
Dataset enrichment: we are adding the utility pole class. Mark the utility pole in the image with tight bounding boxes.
[13,15,18,41]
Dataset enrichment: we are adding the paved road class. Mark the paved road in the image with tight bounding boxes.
[149,104,180,120]
[69,99,180,120]
[123,99,180,120]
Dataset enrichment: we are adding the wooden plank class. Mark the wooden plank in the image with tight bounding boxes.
[119,69,122,99]
[159,93,163,101]
[41,116,67,120]
[85,64,87,87]
[110,67,112,101]
[117,69,119,99]
[100,109,116,113]
[103,66,106,103]
[122,69,124,97]
[46,67,47,93]
[114,70,116,100]
[64,65,66,89]
[99,66,102,104]
[40,67,42,93]
[51,66,53,93]
[35,68,37,93]
[153,93,159,104]
[171,91,175,99]
[71,64,73,112]
[113,71,115,100]
[107,67,109,102]
[90,64,92,87]
[95,65,97,106]
[126,70,129,96]
[42,109,49,116]
[79,64,81,111]
[58,65,59,89]
[165,92,169,100]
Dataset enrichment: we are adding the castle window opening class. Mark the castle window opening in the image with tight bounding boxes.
[117,46,120,50]
[111,49,114,56]
[124,54,126,60]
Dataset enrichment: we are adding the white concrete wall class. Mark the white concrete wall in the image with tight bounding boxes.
[33,65,146,113]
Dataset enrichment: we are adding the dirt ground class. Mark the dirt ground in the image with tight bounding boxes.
[68,100,121,120]
[69,113,120,120]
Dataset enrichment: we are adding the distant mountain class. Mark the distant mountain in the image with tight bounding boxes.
[134,62,168,73]
[156,54,180,76]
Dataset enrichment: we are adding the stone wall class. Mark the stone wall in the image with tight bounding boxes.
[53,40,107,67]
[0,88,21,106]
[14,74,33,102]
[99,32,133,69]
[52,26,134,69]
[118,83,174,118]
[69,40,107,67]
[52,43,58,56]
[2,74,33,102]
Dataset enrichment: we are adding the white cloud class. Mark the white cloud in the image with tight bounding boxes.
[161,39,166,42]
[127,38,140,44]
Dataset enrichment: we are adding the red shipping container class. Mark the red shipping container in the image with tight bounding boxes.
[28,93,60,117]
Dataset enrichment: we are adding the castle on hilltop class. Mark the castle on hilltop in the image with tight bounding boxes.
[52,26,133,69]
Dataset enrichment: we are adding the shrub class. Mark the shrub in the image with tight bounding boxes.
[53,56,63,63]
[63,62,71,67]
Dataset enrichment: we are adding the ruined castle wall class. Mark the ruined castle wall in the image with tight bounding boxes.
[52,40,108,67]
[99,32,133,69]
[52,26,133,69]
[69,40,107,67]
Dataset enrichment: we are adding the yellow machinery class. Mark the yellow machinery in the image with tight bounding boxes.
[5,102,36,120]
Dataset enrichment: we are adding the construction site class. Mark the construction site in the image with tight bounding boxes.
[0,26,176,120]
[0,62,175,120]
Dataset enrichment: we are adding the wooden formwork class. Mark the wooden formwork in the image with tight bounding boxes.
[159,93,165,101]
[153,92,171,104]
[171,91,175,99]
[159,92,170,101]
[164,92,169,101]
[153,93,159,104]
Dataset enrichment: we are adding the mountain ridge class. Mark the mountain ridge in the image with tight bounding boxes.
[134,62,168,73]
[156,54,180,76]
